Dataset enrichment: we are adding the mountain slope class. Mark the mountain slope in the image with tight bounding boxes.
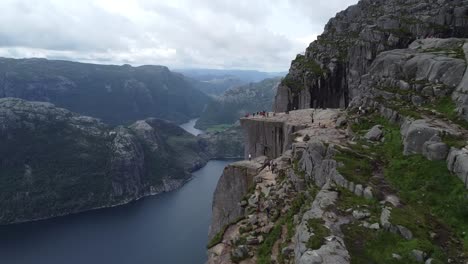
[176,69,285,96]
[196,77,281,129]
[0,98,209,224]
[274,0,468,114]
[0,58,211,125]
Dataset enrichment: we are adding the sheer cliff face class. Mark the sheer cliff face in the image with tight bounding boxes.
[274,0,468,112]
[0,98,208,224]
[208,161,263,240]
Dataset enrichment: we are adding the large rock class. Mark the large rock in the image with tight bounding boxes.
[240,110,312,159]
[447,147,468,189]
[208,159,264,240]
[364,125,384,141]
[422,135,450,161]
[401,120,440,155]
[452,42,468,122]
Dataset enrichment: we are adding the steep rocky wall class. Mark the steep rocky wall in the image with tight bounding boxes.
[274,0,468,113]
[453,42,468,121]
[208,159,264,240]
[240,113,311,160]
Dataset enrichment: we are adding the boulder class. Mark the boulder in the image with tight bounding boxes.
[354,184,364,197]
[411,249,426,262]
[401,120,439,155]
[353,209,371,220]
[397,225,413,240]
[446,148,468,189]
[232,245,249,260]
[363,186,373,199]
[364,125,384,141]
[335,116,347,128]
[380,207,392,230]
[422,141,449,161]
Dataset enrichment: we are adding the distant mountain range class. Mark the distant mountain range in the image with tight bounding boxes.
[196,77,281,129]
[175,68,285,96]
[0,58,211,125]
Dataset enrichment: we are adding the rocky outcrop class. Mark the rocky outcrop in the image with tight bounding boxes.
[452,42,468,121]
[294,187,350,264]
[0,98,209,224]
[274,0,468,113]
[208,158,265,240]
[447,147,468,188]
[240,111,309,159]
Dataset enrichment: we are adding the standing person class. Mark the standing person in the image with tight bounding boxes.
[311,112,314,124]
[249,153,252,161]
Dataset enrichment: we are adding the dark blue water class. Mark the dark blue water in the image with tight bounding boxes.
[0,120,233,264]
[0,160,232,264]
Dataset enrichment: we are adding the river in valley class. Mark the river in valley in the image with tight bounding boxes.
[0,119,235,264]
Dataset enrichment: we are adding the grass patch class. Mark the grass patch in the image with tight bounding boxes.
[377,116,468,252]
[351,114,388,135]
[306,218,330,250]
[336,187,381,220]
[344,223,433,264]
[442,134,467,149]
[343,113,468,261]
[205,124,233,133]
[432,96,468,130]
[207,225,228,248]
[257,193,306,264]
[293,54,324,76]
[335,147,374,184]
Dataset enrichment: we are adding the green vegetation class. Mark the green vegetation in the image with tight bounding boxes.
[257,193,306,264]
[336,187,381,222]
[335,147,373,184]
[306,218,330,250]
[0,121,114,223]
[282,75,303,92]
[344,223,429,263]
[432,96,468,129]
[293,159,306,179]
[205,124,233,133]
[423,47,465,60]
[344,113,468,262]
[293,55,324,76]
[207,225,229,249]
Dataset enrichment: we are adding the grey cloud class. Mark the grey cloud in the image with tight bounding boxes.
[0,0,358,71]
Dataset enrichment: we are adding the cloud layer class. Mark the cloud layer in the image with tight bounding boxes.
[0,0,358,71]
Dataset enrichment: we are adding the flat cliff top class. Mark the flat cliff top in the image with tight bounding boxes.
[241,108,348,144]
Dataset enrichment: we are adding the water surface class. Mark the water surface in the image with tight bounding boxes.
[180,118,204,136]
[0,160,232,264]
[0,119,234,264]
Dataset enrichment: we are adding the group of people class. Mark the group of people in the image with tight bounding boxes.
[245,110,270,118]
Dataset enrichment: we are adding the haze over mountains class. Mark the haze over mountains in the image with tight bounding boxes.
[196,77,281,129]
[176,68,285,96]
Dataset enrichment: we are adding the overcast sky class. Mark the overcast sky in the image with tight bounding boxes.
[0,0,358,71]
